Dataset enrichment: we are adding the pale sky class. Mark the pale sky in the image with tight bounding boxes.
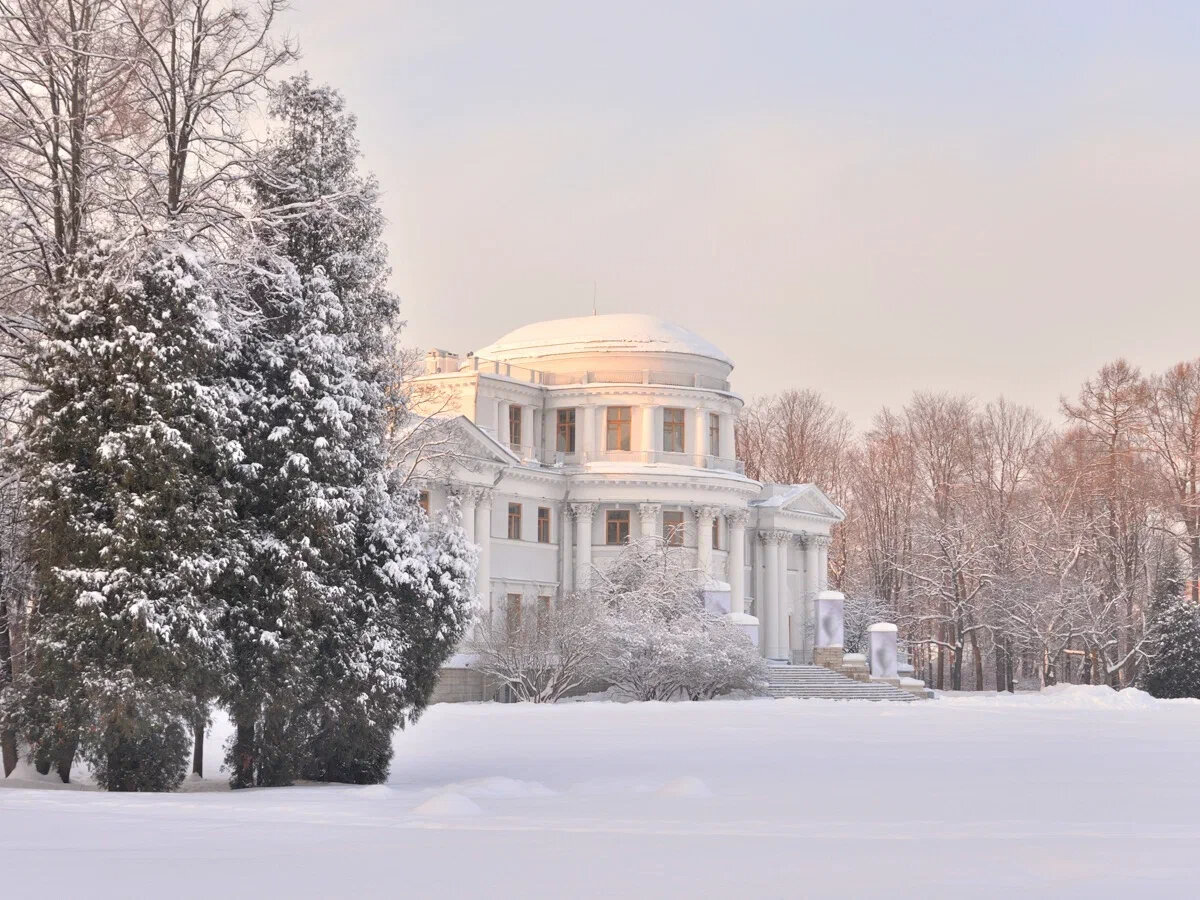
[283,1,1200,426]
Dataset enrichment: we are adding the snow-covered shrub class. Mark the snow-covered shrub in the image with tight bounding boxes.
[472,594,604,703]
[591,540,766,701]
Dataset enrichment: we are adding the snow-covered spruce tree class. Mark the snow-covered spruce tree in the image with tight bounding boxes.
[1141,551,1200,699]
[222,76,472,785]
[14,245,236,790]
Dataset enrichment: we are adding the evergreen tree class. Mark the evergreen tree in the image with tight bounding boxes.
[15,245,236,790]
[219,74,472,787]
[1141,550,1200,699]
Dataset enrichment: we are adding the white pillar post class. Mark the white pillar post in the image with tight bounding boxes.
[801,532,821,664]
[642,405,657,458]
[520,403,533,454]
[691,407,707,465]
[695,505,717,580]
[571,502,595,590]
[817,536,830,592]
[776,536,790,661]
[727,510,748,615]
[718,413,735,460]
[579,405,594,460]
[761,531,780,660]
[560,501,573,596]
[475,490,493,621]
[457,487,477,544]
[638,503,659,542]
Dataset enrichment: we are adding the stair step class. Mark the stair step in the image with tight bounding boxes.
[764,664,922,702]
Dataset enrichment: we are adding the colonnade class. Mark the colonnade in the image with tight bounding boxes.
[451,485,828,663]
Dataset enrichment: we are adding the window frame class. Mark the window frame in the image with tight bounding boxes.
[663,510,685,547]
[605,406,632,451]
[507,502,522,540]
[712,515,720,550]
[605,509,631,545]
[662,407,686,453]
[537,506,551,543]
[418,490,430,516]
[556,408,576,453]
[508,404,522,448]
[709,412,721,457]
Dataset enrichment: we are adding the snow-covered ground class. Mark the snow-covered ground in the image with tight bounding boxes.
[3,688,1198,898]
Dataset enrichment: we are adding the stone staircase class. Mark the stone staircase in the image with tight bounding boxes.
[765,664,921,702]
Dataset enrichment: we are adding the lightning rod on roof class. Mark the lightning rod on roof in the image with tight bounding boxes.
[592,280,597,316]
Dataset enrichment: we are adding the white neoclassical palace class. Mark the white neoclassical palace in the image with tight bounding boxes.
[410,313,844,668]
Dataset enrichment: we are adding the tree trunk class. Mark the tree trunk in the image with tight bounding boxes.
[192,716,204,778]
[0,598,15,776]
[55,735,77,784]
[970,630,985,690]
[231,717,255,789]
[936,623,945,690]
[1004,638,1014,692]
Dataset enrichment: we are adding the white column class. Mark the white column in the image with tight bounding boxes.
[475,490,494,620]
[691,408,707,464]
[642,405,657,457]
[761,531,780,660]
[718,413,735,460]
[817,535,830,591]
[639,503,659,542]
[753,530,765,627]
[520,403,533,452]
[560,501,573,595]
[496,400,508,444]
[802,532,820,664]
[776,536,790,661]
[695,505,718,580]
[579,405,594,459]
[727,510,748,615]
[457,487,477,544]
[571,502,595,590]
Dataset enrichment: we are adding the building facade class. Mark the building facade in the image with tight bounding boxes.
[410,313,844,665]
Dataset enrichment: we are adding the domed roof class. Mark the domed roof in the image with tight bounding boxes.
[474,314,732,366]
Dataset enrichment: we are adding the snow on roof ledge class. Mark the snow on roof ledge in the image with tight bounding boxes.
[474,313,733,366]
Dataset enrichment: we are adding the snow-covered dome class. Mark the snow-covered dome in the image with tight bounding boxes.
[473,314,732,367]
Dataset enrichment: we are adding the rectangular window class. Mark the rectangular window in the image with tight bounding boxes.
[663,510,685,547]
[537,596,552,630]
[537,507,551,543]
[418,490,430,516]
[505,593,522,634]
[507,502,522,540]
[605,509,631,545]
[662,407,685,453]
[709,413,721,456]
[712,516,720,550]
[606,406,631,451]
[508,404,522,448]
[556,408,576,453]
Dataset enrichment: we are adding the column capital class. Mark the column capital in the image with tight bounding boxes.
[758,528,788,545]
[638,502,661,518]
[725,508,749,528]
[568,501,596,519]
[798,530,829,548]
[694,504,722,522]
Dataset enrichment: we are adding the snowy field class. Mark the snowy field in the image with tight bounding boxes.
[3,688,1199,899]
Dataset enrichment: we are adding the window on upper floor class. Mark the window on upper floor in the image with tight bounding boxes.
[507,502,522,539]
[537,506,551,543]
[712,515,720,550]
[508,405,522,448]
[662,407,685,453]
[709,412,721,457]
[606,406,631,451]
[606,509,630,545]
[556,408,576,453]
[663,510,685,547]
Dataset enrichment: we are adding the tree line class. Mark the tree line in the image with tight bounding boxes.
[739,362,1200,695]
[0,1,473,789]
